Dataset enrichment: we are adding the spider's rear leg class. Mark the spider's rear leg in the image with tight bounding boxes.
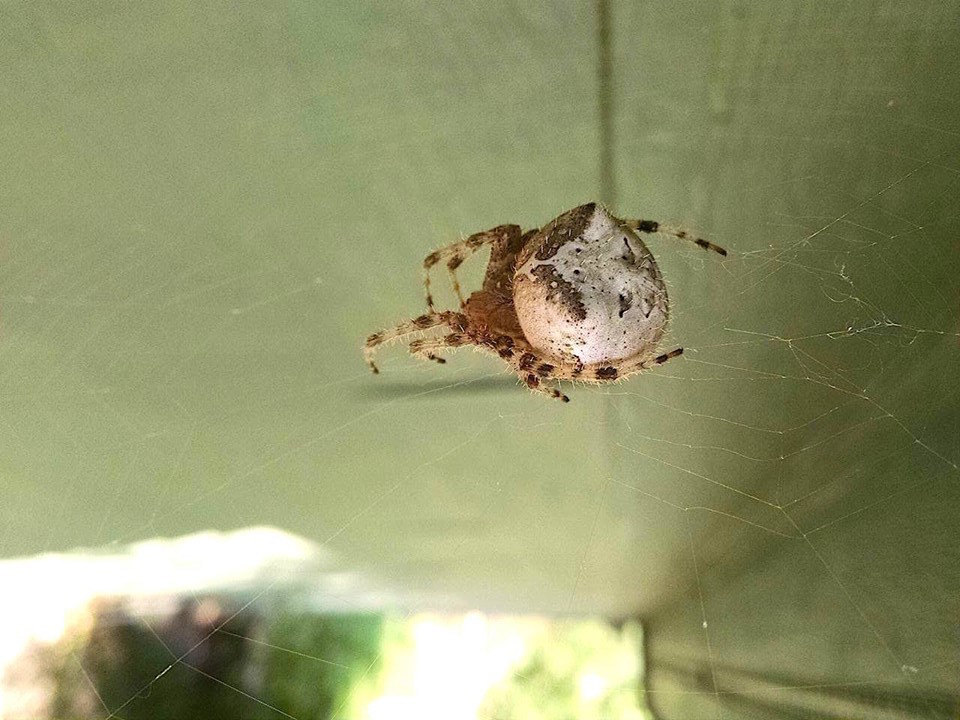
[507,348,571,402]
[363,311,466,373]
[625,219,727,257]
[523,372,569,402]
[505,344,684,398]
[587,347,684,383]
[408,333,469,365]
[422,225,522,311]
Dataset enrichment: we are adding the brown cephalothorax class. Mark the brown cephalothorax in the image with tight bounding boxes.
[363,203,726,401]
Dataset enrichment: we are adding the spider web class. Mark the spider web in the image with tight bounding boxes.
[1,1,959,719]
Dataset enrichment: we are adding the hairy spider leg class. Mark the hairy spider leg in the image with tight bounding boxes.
[521,371,570,402]
[363,311,467,374]
[625,219,728,257]
[503,345,685,401]
[422,225,522,311]
[408,333,470,364]
[592,347,685,382]
[500,346,572,402]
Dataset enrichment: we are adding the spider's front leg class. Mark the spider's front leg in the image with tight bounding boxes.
[422,224,522,311]
[408,333,470,365]
[363,311,467,374]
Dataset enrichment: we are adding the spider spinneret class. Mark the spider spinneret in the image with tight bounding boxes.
[363,202,726,402]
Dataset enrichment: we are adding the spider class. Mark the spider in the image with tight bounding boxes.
[363,202,726,402]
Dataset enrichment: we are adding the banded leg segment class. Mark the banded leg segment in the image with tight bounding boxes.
[625,219,727,257]
[423,224,522,311]
[408,333,470,364]
[611,347,684,380]
[501,345,571,402]
[505,344,685,399]
[522,372,570,402]
[568,346,683,383]
[364,311,467,373]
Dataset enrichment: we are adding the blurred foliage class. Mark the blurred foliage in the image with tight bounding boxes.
[28,599,648,719]
[38,597,383,720]
[262,610,384,719]
[478,620,649,720]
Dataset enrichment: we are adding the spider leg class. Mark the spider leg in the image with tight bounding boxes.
[422,224,522,311]
[504,345,684,397]
[603,347,684,382]
[502,346,572,402]
[522,372,570,402]
[408,333,470,365]
[624,219,727,257]
[564,347,682,383]
[363,311,467,374]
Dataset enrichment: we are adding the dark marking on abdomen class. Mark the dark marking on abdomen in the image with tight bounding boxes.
[529,264,587,320]
[595,366,618,380]
[534,203,596,261]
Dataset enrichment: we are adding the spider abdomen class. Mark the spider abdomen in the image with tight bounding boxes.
[512,203,669,366]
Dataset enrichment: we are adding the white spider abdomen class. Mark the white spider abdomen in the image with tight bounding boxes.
[512,204,668,365]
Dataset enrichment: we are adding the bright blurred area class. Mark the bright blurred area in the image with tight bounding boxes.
[0,528,650,719]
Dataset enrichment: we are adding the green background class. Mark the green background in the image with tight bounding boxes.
[1,2,958,718]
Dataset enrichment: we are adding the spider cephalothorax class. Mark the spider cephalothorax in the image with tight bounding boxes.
[364,202,726,401]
